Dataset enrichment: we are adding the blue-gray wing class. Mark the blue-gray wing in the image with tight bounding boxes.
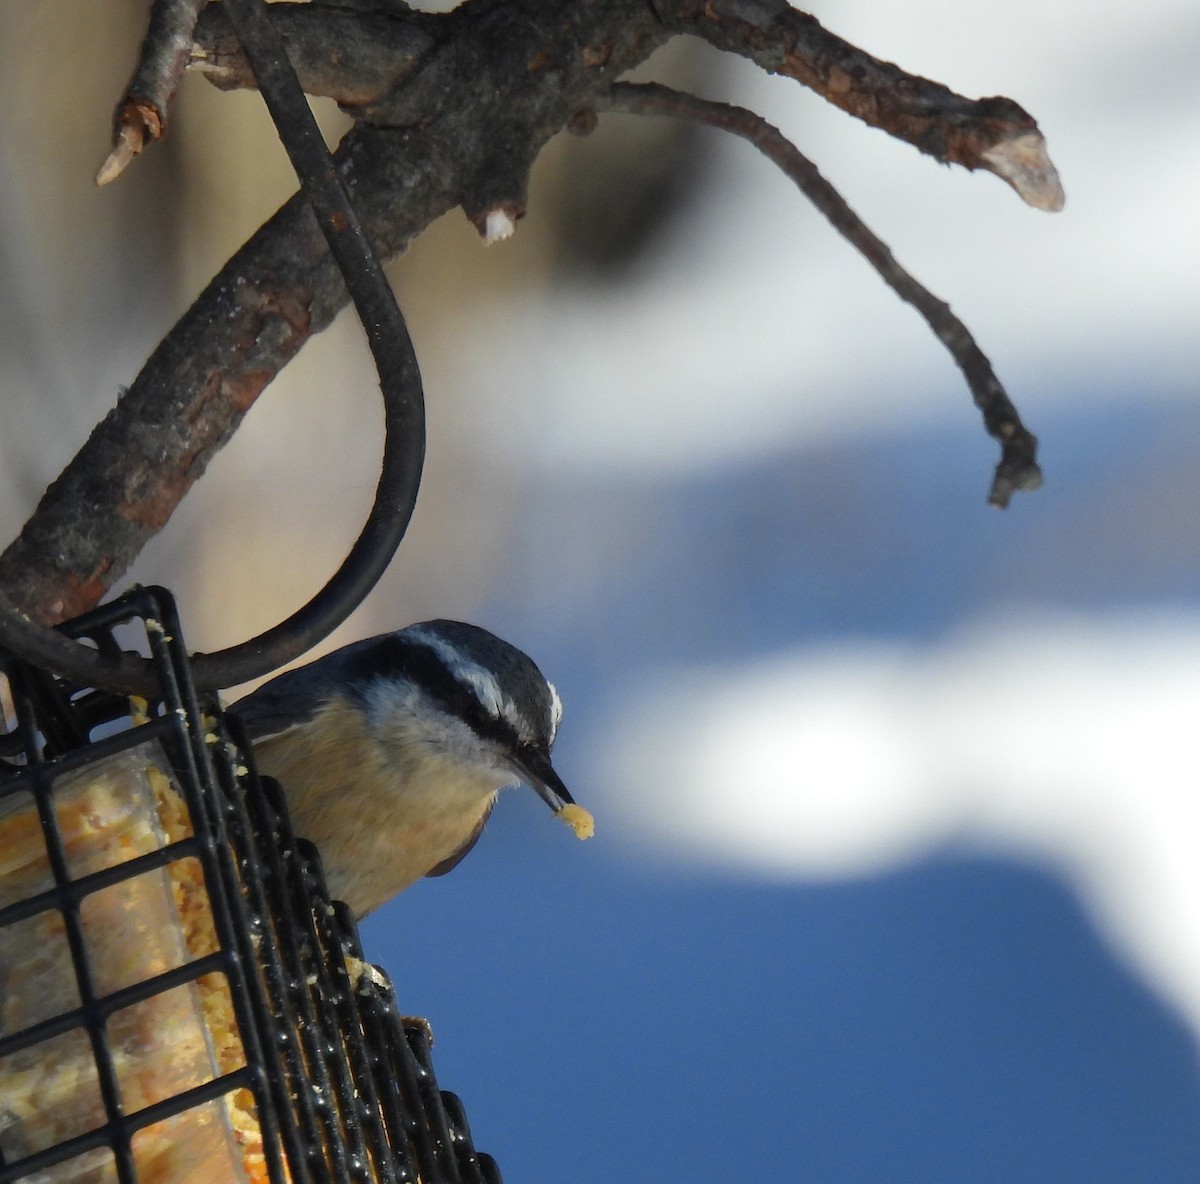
[230,662,343,742]
[230,635,400,741]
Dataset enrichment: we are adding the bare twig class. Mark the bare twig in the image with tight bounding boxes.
[97,0,209,185]
[664,0,1064,211]
[187,0,1062,214]
[2,0,1057,631]
[604,82,1042,506]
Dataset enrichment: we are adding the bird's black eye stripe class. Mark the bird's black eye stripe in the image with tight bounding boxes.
[341,635,523,752]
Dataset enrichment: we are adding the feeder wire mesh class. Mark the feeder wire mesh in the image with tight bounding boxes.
[0,587,500,1184]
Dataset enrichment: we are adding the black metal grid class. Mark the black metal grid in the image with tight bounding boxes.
[0,587,501,1184]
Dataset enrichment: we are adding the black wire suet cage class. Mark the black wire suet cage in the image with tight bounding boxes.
[0,587,500,1184]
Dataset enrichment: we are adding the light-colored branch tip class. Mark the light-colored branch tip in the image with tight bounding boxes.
[982,132,1065,212]
[96,121,144,186]
[481,207,517,244]
[96,108,156,187]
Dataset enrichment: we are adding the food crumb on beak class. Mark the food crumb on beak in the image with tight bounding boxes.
[556,802,595,840]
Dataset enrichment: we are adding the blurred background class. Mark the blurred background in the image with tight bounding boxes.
[3,1,1200,1179]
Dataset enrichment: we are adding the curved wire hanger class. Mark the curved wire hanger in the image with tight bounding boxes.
[0,0,424,698]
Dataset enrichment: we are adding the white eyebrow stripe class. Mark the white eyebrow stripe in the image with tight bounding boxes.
[405,626,529,738]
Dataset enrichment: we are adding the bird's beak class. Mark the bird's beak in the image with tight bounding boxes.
[511,745,575,812]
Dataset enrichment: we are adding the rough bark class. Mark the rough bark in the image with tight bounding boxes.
[0,0,1060,629]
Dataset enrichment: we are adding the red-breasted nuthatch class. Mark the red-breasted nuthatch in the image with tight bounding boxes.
[232,620,593,919]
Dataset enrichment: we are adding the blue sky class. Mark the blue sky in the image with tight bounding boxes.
[366,826,1200,1180]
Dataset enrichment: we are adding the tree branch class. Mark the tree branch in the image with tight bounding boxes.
[97,0,209,185]
[603,82,1043,507]
[2,0,670,626]
[660,0,1064,211]
[190,0,1064,209]
[190,2,437,112]
[1,0,1060,633]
